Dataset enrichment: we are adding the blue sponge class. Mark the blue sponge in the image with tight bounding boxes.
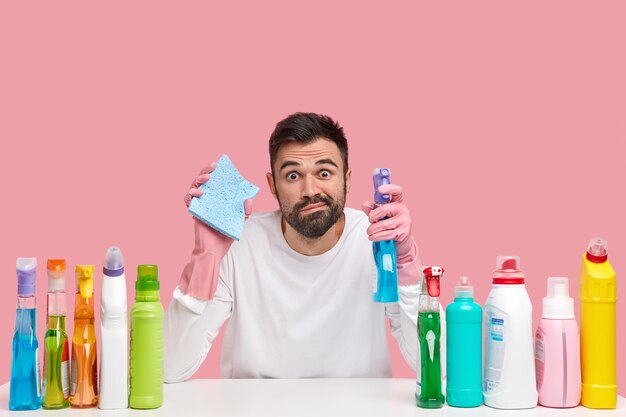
[188,154,259,240]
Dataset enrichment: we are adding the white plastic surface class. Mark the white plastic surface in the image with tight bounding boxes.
[1,379,624,416]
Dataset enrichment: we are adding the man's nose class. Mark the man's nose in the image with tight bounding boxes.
[301,174,321,199]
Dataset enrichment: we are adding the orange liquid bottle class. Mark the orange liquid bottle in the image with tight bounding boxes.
[70,265,98,408]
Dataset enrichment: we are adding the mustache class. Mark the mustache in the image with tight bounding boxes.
[294,195,334,212]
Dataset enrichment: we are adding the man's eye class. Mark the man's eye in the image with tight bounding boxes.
[320,170,331,178]
[287,172,299,180]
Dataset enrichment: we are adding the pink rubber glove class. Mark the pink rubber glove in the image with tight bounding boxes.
[362,184,421,286]
[179,164,253,300]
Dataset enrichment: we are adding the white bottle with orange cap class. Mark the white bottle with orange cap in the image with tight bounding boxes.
[483,256,537,409]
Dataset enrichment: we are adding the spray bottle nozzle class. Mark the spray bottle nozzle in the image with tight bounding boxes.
[422,266,443,297]
[373,168,392,204]
[76,265,95,298]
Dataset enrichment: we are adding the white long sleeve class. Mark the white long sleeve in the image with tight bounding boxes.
[164,209,429,379]
[385,284,420,372]
[164,271,231,383]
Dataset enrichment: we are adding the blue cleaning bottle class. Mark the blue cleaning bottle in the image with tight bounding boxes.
[10,258,42,410]
[446,276,483,407]
[372,168,399,303]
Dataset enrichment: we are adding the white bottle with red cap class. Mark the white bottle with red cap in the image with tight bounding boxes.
[483,256,538,409]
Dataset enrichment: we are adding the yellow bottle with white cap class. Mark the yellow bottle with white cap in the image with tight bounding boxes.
[70,265,98,408]
[579,237,617,409]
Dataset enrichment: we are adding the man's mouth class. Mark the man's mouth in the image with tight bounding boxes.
[300,202,328,213]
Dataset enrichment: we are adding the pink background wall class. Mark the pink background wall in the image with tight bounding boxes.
[1,2,624,393]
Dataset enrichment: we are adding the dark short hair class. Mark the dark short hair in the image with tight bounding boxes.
[269,112,349,175]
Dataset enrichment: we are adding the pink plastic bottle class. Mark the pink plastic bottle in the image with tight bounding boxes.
[535,277,581,407]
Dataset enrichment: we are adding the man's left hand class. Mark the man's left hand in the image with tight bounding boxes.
[362,184,417,263]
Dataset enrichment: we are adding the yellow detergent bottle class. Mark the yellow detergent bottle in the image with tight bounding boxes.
[579,237,617,409]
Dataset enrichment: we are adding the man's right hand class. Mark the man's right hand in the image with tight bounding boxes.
[184,163,253,218]
[179,164,253,300]
[184,163,215,208]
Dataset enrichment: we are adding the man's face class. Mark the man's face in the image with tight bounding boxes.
[267,138,351,239]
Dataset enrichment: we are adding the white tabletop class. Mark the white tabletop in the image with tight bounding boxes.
[1,379,624,416]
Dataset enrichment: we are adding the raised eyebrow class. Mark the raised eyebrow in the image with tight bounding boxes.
[279,160,301,172]
[316,159,339,169]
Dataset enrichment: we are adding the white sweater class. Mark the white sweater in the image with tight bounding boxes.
[164,208,438,381]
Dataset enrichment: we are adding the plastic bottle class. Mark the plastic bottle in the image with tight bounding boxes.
[483,256,537,409]
[70,265,98,407]
[579,237,617,409]
[129,264,164,409]
[42,259,70,409]
[9,258,41,410]
[446,276,482,407]
[99,246,128,409]
[535,277,581,407]
[416,266,445,408]
[372,168,399,303]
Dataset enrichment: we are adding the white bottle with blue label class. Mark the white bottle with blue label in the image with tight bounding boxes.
[483,256,537,409]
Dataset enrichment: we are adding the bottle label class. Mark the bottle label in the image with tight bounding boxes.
[484,315,505,393]
[61,341,70,398]
[535,332,545,391]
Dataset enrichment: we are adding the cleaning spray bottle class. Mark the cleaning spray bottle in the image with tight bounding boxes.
[130,264,163,409]
[42,259,70,409]
[483,256,537,409]
[580,237,616,409]
[416,266,445,408]
[9,258,41,410]
[99,246,128,409]
[446,276,482,407]
[70,265,98,407]
[372,168,399,303]
[535,277,581,407]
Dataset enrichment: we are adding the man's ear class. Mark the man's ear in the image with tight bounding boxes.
[345,168,352,194]
[266,172,277,198]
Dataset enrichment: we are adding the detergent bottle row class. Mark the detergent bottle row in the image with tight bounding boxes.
[9,249,164,410]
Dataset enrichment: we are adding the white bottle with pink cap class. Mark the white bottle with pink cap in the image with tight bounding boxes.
[535,277,581,407]
[483,256,538,409]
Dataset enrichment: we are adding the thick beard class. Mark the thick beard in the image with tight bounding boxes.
[278,184,346,240]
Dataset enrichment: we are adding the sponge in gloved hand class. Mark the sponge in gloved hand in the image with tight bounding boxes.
[188,154,259,240]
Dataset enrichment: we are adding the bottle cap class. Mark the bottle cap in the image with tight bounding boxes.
[76,265,95,298]
[542,277,574,319]
[16,257,37,296]
[373,168,392,204]
[493,255,524,284]
[136,264,160,292]
[103,246,125,277]
[454,275,474,299]
[47,259,66,291]
[586,237,608,263]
